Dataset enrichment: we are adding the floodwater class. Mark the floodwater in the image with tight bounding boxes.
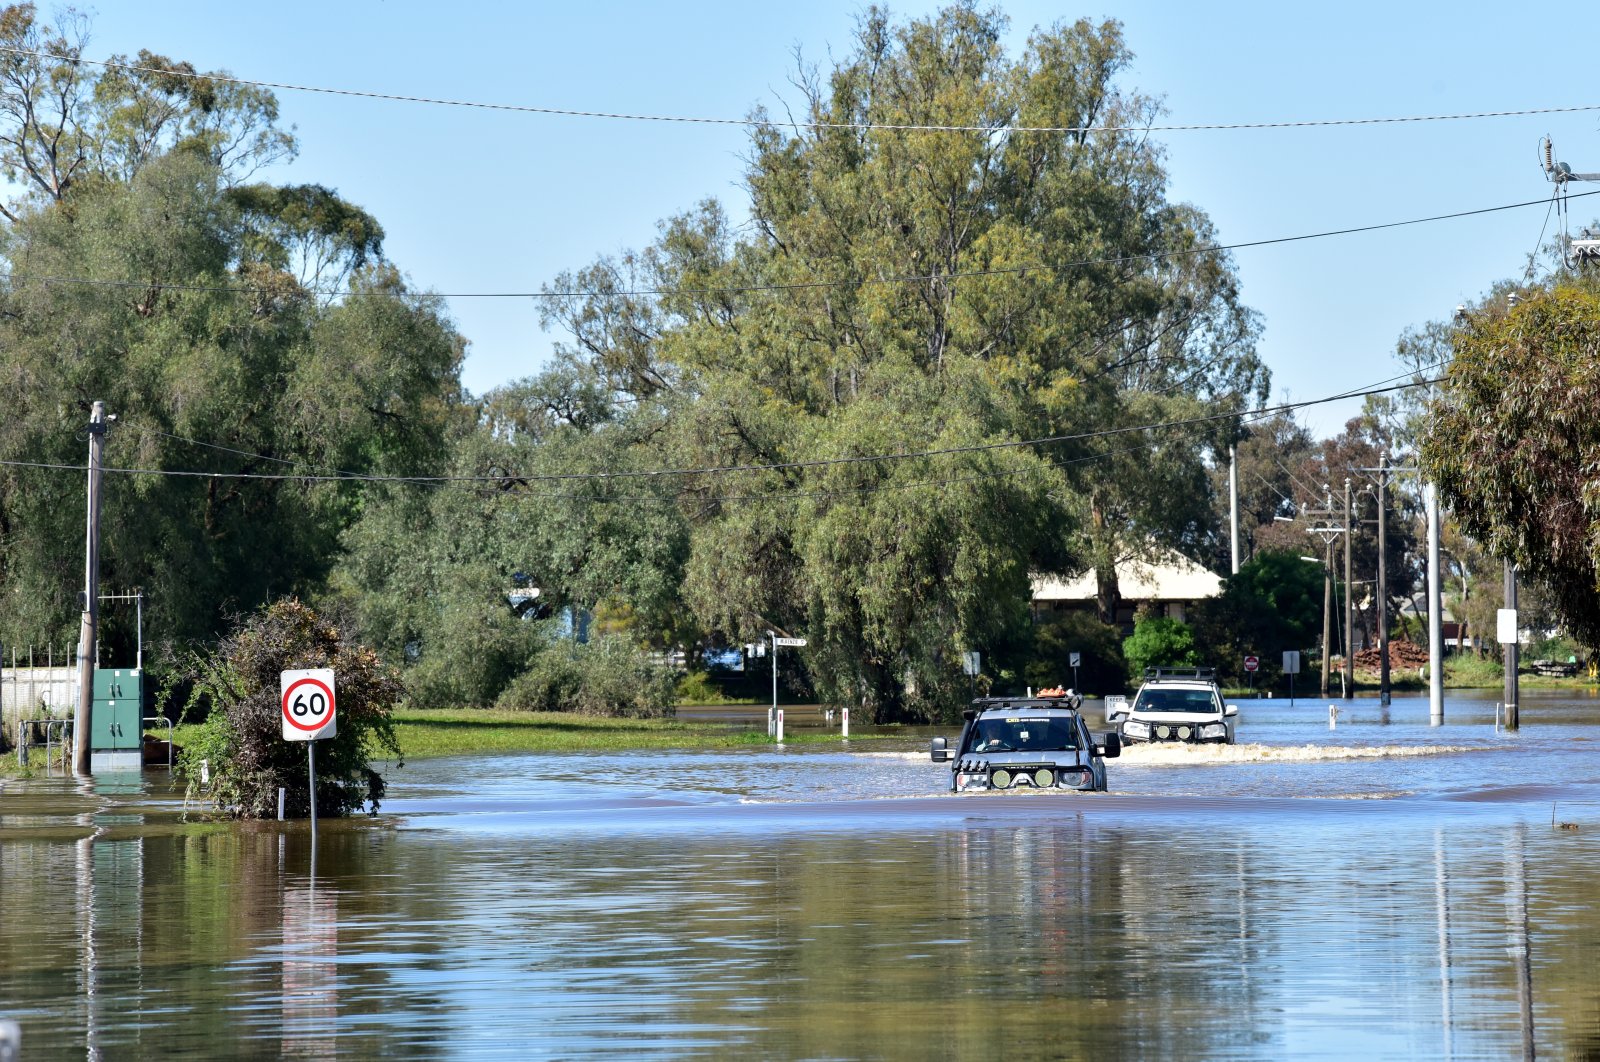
[4,690,1600,1059]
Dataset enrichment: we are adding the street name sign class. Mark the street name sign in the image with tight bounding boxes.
[773,637,808,647]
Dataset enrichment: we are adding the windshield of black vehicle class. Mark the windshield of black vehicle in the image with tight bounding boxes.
[1133,688,1220,713]
[966,716,1078,753]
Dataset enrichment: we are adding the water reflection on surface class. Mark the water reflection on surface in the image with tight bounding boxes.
[4,691,1600,1058]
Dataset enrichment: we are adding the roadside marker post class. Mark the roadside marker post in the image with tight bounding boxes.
[842,707,849,738]
[776,709,784,742]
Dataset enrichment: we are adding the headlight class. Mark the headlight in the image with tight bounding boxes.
[1058,769,1090,788]
[1032,768,1053,788]
[1123,721,1149,738]
[1199,723,1227,739]
[992,768,1014,789]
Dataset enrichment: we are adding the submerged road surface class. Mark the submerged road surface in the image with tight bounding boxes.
[3,689,1599,1058]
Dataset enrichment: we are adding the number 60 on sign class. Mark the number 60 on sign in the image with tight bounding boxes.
[281,668,337,741]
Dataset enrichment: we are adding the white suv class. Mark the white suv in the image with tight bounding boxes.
[1106,667,1238,745]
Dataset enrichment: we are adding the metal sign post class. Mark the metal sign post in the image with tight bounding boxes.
[282,669,337,843]
[1282,651,1301,706]
[768,635,807,740]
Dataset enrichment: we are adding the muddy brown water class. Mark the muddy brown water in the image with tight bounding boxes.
[4,689,1600,1058]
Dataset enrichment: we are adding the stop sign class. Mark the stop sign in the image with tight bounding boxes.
[1243,655,1259,673]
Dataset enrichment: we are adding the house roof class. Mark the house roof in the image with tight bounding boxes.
[1032,548,1223,603]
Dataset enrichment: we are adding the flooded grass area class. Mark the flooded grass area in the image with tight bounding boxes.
[4,689,1600,1057]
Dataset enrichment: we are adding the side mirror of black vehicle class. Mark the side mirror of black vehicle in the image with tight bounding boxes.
[1096,732,1122,759]
[930,736,952,762]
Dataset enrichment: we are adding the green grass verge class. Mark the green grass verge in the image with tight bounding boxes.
[2,708,917,773]
[387,708,901,760]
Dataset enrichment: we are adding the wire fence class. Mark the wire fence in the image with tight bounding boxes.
[1,645,80,745]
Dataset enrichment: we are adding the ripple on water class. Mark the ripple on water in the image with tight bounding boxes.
[1117,742,1486,766]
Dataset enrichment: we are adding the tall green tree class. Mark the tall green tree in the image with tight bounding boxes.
[0,3,295,217]
[1207,412,1316,569]
[540,5,1266,721]
[1191,548,1325,683]
[0,8,464,659]
[333,360,691,708]
[1422,280,1600,648]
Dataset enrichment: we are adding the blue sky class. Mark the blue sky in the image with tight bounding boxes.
[78,1,1600,440]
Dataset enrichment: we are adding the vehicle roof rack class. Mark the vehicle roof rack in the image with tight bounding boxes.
[1144,666,1216,680]
[968,694,1082,711]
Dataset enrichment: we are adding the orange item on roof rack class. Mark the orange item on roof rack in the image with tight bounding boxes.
[1036,686,1067,697]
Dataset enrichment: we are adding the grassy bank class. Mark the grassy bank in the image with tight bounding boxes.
[1220,654,1599,698]
[389,708,900,760]
[0,707,900,777]
[389,709,766,759]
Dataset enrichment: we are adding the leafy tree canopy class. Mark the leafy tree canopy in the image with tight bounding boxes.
[1422,279,1600,648]
[1122,614,1199,678]
[0,3,296,217]
[1192,547,1325,682]
[0,150,461,657]
[536,4,1267,720]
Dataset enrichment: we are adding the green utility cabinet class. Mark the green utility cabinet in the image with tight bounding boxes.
[91,668,143,751]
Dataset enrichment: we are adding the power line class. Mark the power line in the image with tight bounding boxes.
[4,189,1594,303]
[0,372,1437,488]
[6,46,1598,135]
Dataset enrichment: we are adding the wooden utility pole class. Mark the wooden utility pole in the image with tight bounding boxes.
[1320,536,1332,695]
[1305,487,1344,698]
[74,401,107,775]
[1376,453,1391,706]
[1425,482,1444,725]
[1343,479,1355,699]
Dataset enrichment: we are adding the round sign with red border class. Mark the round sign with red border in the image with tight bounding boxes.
[1243,655,1259,673]
[281,669,337,740]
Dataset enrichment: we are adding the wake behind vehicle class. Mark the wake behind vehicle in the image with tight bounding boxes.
[929,689,1121,793]
[1106,666,1238,745]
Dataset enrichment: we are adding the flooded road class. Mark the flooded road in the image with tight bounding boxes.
[4,689,1600,1058]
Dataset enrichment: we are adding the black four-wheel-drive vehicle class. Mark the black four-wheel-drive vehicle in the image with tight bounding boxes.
[929,691,1121,793]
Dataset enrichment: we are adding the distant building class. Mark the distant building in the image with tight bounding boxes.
[1397,599,1476,653]
[1031,549,1222,629]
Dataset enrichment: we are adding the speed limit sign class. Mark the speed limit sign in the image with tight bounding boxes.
[281,669,337,741]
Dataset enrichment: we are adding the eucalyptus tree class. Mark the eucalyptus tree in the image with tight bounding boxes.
[0,151,463,658]
[0,2,296,216]
[0,8,466,658]
[541,6,1266,720]
[333,360,692,708]
[1422,279,1600,649]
